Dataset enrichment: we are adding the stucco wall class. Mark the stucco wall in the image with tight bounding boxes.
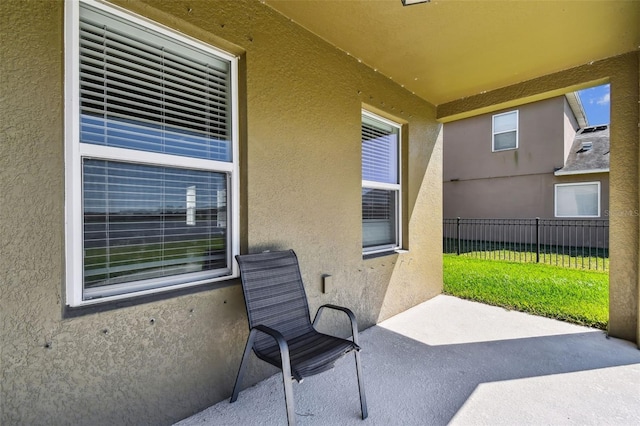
[443,97,568,184]
[0,0,442,424]
[444,173,610,220]
[438,52,640,344]
[637,54,640,353]
[442,95,604,220]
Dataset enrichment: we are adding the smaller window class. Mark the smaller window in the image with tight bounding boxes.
[492,110,518,151]
[555,182,601,217]
[361,111,402,254]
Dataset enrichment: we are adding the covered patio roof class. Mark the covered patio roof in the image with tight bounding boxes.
[177,296,640,425]
[264,0,639,106]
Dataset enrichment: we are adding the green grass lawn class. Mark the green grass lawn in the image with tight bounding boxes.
[443,254,609,329]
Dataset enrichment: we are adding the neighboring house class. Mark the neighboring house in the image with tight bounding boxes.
[443,94,610,220]
[554,125,610,218]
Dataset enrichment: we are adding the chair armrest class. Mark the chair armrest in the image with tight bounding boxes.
[313,304,361,346]
[250,325,297,382]
[251,324,290,357]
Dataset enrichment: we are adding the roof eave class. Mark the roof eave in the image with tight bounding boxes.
[565,92,589,128]
[554,168,609,176]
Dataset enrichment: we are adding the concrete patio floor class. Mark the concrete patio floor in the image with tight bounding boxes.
[175,295,640,426]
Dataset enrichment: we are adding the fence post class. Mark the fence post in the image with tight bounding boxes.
[535,217,540,263]
[456,217,461,256]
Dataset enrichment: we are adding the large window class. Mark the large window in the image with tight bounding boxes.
[555,182,601,217]
[492,110,518,151]
[361,111,401,254]
[65,0,239,306]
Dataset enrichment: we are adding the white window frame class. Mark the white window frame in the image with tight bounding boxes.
[361,110,402,255]
[492,110,519,152]
[554,182,601,218]
[64,0,240,306]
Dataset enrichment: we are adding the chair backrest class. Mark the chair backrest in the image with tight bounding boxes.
[235,250,314,352]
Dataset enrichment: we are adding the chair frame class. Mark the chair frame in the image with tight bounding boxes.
[230,252,367,426]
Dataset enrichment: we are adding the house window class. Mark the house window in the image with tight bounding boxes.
[361,111,402,254]
[65,0,239,306]
[555,182,601,217]
[492,110,518,151]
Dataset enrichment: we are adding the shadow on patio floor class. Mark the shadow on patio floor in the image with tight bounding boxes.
[176,295,640,426]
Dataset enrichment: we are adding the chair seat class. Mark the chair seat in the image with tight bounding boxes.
[255,330,359,382]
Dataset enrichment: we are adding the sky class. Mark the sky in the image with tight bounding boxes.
[577,84,610,126]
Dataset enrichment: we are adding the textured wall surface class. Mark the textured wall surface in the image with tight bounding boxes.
[444,172,610,220]
[442,95,610,220]
[444,97,570,182]
[439,53,640,343]
[0,0,441,424]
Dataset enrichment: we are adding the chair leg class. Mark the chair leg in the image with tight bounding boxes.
[354,350,368,420]
[279,348,296,425]
[281,368,296,426]
[230,330,257,403]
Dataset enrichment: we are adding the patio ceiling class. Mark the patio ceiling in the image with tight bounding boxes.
[264,0,640,105]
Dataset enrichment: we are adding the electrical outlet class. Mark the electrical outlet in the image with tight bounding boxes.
[322,274,333,294]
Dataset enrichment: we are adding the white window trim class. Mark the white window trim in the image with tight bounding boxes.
[492,110,519,152]
[361,110,402,255]
[554,181,601,218]
[554,168,610,176]
[64,0,240,307]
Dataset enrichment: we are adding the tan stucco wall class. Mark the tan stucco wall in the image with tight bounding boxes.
[439,52,640,344]
[0,0,442,424]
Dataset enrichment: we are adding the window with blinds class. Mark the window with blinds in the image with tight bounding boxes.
[65,0,239,306]
[361,112,401,253]
[492,110,518,151]
[79,4,231,161]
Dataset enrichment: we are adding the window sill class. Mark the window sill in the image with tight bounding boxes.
[363,249,408,260]
[63,277,240,318]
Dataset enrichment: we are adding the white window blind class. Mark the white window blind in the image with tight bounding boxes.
[79,5,232,161]
[361,112,401,253]
[83,160,228,297]
[362,188,398,248]
[362,115,398,184]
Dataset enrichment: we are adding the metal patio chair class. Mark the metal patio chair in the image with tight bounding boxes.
[230,250,367,425]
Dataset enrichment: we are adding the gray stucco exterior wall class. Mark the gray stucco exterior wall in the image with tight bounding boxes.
[444,173,610,220]
[444,97,571,182]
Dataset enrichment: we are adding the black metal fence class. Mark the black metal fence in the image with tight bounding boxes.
[443,218,609,271]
